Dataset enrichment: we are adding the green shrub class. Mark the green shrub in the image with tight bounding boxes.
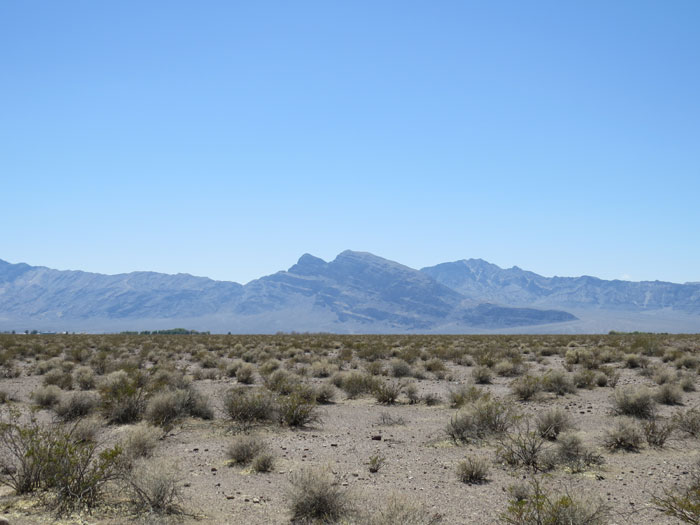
[501,478,610,525]
[652,461,700,523]
[98,371,146,425]
[278,392,321,427]
[341,372,379,399]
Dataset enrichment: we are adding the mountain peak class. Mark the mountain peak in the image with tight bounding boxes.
[288,253,327,275]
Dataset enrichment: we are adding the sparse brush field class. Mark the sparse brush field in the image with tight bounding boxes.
[2,333,700,524]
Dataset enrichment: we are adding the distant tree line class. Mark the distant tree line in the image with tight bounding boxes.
[120,328,209,335]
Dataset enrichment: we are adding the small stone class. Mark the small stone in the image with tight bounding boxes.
[371,435,382,441]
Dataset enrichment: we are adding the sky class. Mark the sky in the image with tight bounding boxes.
[2,1,699,285]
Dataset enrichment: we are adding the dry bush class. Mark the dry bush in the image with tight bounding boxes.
[122,423,161,461]
[340,372,379,399]
[31,385,63,408]
[373,380,402,404]
[286,468,353,523]
[235,363,256,385]
[126,458,183,514]
[541,370,576,395]
[447,398,518,444]
[496,425,554,471]
[54,391,98,421]
[536,408,575,440]
[456,456,490,484]
[643,418,675,448]
[252,452,275,473]
[602,418,644,452]
[227,434,267,465]
[448,383,486,409]
[611,386,657,419]
[510,375,542,401]
[555,433,603,472]
[43,368,73,390]
[364,494,440,525]
[390,358,413,378]
[144,387,212,427]
[314,383,336,405]
[674,407,700,438]
[655,383,684,406]
[223,387,278,425]
[74,366,96,390]
[472,366,494,384]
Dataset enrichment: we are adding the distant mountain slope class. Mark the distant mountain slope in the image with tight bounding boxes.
[421,259,700,313]
[0,253,575,332]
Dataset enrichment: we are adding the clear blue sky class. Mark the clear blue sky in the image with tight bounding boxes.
[2,1,699,284]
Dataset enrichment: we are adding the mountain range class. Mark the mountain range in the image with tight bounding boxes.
[1,251,699,333]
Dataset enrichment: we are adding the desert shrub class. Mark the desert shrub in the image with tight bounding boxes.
[122,423,161,461]
[311,360,336,378]
[624,353,649,369]
[681,374,697,392]
[602,418,644,452]
[144,387,213,427]
[655,384,684,405]
[98,371,146,425]
[611,386,656,419]
[74,366,96,390]
[555,433,603,472]
[43,368,73,390]
[511,375,542,401]
[0,390,7,404]
[536,408,574,440]
[364,494,439,525]
[235,363,256,385]
[126,458,182,514]
[541,370,576,395]
[448,383,486,408]
[456,456,490,484]
[286,468,352,523]
[227,434,267,465]
[572,369,596,389]
[377,411,406,426]
[643,419,675,448]
[594,373,608,387]
[675,355,700,371]
[652,461,700,523]
[31,385,63,408]
[404,383,420,404]
[265,369,299,395]
[222,387,277,426]
[423,392,442,406]
[368,454,385,473]
[54,392,98,421]
[71,417,101,443]
[314,383,336,404]
[501,478,610,525]
[0,413,123,512]
[447,398,518,444]
[496,426,554,471]
[425,358,446,373]
[390,358,413,378]
[364,361,385,376]
[278,392,321,427]
[373,380,402,404]
[341,372,379,399]
[674,407,700,438]
[252,452,275,473]
[472,366,493,384]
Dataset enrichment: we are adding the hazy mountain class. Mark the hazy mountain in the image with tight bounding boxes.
[0,252,575,333]
[420,259,700,314]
